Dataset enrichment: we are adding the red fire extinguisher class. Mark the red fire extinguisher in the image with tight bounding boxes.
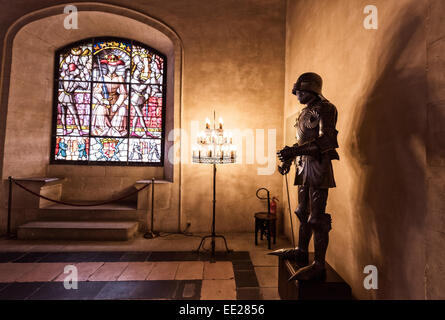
[270,196,279,215]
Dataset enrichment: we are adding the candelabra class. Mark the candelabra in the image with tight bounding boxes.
[193,112,236,261]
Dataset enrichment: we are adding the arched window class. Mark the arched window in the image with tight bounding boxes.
[51,37,166,165]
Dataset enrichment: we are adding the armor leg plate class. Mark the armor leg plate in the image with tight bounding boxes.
[289,188,331,281]
[269,186,311,266]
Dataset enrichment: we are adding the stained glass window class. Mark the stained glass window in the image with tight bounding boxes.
[52,38,166,165]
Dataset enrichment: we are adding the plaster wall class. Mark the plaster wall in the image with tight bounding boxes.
[425,0,445,300]
[284,0,429,299]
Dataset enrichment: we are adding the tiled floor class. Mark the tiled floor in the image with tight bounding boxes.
[0,232,291,300]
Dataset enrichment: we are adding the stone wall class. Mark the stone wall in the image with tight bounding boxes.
[283,0,445,299]
[425,0,445,300]
[2,0,443,300]
[0,1,286,234]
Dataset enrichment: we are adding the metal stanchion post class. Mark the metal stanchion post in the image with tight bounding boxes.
[144,178,160,239]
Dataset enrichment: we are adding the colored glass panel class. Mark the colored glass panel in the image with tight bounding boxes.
[91,83,129,137]
[56,81,90,136]
[58,44,93,82]
[53,38,165,165]
[89,137,128,162]
[129,85,163,138]
[93,40,131,83]
[131,45,164,85]
[128,139,162,163]
[55,136,89,161]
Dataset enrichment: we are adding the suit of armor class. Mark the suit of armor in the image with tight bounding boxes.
[293,99,338,187]
[274,72,339,281]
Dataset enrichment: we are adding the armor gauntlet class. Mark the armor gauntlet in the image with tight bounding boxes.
[277,142,320,162]
[291,142,320,158]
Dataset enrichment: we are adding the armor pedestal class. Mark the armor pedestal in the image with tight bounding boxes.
[278,253,352,300]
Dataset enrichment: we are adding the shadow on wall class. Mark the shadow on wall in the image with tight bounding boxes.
[346,6,427,299]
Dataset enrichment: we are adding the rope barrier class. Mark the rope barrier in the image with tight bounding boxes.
[11,178,151,207]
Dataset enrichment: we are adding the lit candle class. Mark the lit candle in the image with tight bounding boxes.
[192,145,198,158]
[230,144,237,160]
[228,132,233,144]
[223,132,227,144]
[219,117,223,130]
[211,131,216,144]
[208,145,213,157]
[205,118,210,130]
[198,145,202,159]
[202,131,206,144]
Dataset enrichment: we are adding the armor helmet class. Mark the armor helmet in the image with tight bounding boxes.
[292,72,323,96]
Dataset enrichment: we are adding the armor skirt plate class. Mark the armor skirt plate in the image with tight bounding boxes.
[294,155,336,188]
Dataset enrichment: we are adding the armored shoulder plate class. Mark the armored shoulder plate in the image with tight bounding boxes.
[295,106,321,145]
[313,100,339,156]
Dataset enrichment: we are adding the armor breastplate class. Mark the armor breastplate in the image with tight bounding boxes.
[296,107,320,145]
[293,101,338,189]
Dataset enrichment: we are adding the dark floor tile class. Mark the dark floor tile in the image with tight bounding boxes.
[173,280,202,300]
[70,252,102,262]
[120,252,151,262]
[0,252,26,263]
[197,251,232,261]
[0,282,45,300]
[234,270,259,288]
[92,252,125,262]
[13,252,49,263]
[232,260,254,271]
[0,282,10,293]
[94,281,140,300]
[147,250,247,262]
[237,287,261,300]
[129,280,179,300]
[228,252,251,261]
[28,281,107,300]
[176,252,201,261]
[148,251,199,261]
[39,252,75,263]
[25,252,103,263]
[144,251,171,261]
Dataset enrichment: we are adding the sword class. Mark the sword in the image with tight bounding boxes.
[284,170,296,248]
[97,55,109,100]
[268,164,297,258]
